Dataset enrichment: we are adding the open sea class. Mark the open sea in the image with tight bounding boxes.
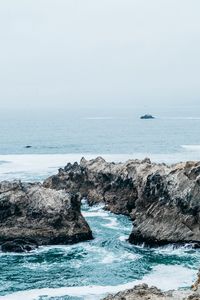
[0,105,200,299]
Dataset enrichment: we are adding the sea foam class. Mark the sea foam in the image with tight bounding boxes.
[0,265,196,300]
[1,150,200,182]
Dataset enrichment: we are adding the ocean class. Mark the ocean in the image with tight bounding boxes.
[0,105,200,299]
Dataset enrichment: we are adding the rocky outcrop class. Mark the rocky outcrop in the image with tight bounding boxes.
[129,160,200,247]
[102,284,199,300]
[44,157,200,247]
[0,180,92,252]
[44,157,139,215]
[102,271,200,299]
[103,284,168,300]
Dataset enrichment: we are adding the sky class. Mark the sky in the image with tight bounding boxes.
[0,0,200,110]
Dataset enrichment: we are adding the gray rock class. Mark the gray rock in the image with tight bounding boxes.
[102,284,199,300]
[140,114,155,119]
[102,284,168,300]
[44,157,200,247]
[0,180,93,251]
[102,270,200,300]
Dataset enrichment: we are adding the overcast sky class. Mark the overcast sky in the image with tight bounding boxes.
[0,0,200,110]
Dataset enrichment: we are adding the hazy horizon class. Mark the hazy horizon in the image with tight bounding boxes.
[0,0,200,110]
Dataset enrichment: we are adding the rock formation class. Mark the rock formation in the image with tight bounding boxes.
[44,157,200,247]
[102,283,200,300]
[102,269,200,299]
[140,114,155,119]
[0,180,93,252]
[44,157,139,215]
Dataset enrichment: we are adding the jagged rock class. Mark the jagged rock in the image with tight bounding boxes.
[102,284,199,300]
[44,157,139,215]
[129,161,200,247]
[0,180,93,252]
[102,284,167,300]
[44,157,200,247]
[103,271,200,299]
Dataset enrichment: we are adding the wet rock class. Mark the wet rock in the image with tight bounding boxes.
[1,239,38,253]
[0,180,93,251]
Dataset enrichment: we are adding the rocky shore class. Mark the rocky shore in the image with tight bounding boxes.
[102,272,200,299]
[44,157,200,247]
[2,156,200,249]
[0,180,92,252]
[102,283,200,300]
[1,157,200,299]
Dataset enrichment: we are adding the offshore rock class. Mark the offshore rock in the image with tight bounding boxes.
[0,180,92,252]
[140,114,155,119]
[44,157,200,246]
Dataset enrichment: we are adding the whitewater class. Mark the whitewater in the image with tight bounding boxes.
[0,153,200,300]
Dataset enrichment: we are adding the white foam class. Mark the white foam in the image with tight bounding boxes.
[0,265,196,300]
[82,211,109,218]
[101,250,139,264]
[102,217,119,230]
[87,204,106,211]
[118,235,127,242]
[80,243,139,265]
[181,145,200,151]
[0,154,137,181]
[1,151,200,181]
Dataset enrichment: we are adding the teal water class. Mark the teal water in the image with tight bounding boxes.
[1,106,200,299]
[0,105,200,156]
[0,202,199,300]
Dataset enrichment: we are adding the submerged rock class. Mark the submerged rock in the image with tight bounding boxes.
[0,180,93,252]
[44,157,200,247]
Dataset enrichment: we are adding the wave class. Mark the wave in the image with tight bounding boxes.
[0,265,196,300]
[82,211,109,218]
[101,217,119,230]
[0,154,135,182]
[181,145,200,151]
[1,150,200,182]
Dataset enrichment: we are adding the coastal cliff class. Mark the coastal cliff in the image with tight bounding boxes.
[0,180,92,252]
[44,157,200,247]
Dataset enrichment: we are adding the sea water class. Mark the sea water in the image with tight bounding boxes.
[0,105,200,299]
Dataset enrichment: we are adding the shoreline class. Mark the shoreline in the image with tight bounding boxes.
[1,156,200,299]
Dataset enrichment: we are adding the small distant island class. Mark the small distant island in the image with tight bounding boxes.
[140,114,155,119]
